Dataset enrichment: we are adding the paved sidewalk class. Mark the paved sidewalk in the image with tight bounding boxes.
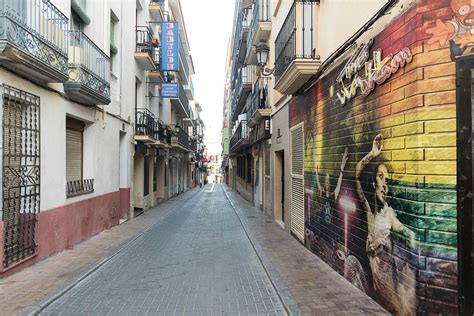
[223,185,388,316]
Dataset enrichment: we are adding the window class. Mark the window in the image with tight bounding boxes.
[71,11,83,32]
[110,11,119,74]
[153,159,158,192]
[66,117,84,182]
[246,154,252,184]
[144,156,149,196]
[66,117,94,197]
[164,162,168,187]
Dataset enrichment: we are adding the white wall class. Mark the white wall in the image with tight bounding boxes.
[318,0,384,62]
[0,0,135,211]
[0,69,130,211]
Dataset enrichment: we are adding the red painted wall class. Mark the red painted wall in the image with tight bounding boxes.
[1,188,130,277]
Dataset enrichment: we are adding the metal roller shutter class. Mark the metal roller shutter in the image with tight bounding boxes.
[66,128,82,182]
[290,122,304,242]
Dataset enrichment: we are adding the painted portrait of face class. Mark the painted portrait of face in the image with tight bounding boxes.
[373,164,388,206]
[452,0,474,26]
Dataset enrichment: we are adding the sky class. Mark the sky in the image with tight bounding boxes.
[180,0,235,156]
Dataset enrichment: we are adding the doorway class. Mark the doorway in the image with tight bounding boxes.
[274,150,285,224]
[456,55,474,314]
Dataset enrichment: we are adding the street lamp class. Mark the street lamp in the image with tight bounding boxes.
[255,41,275,77]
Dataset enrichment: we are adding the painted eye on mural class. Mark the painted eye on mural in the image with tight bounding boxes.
[459,4,470,15]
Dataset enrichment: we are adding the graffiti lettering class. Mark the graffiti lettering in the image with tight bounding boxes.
[337,47,412,105]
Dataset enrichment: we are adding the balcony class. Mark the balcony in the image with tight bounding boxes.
[64,31,111,105]
[230,120,250,154]
[0,0,69,83]
[249,118,271,144]
[247,80,271,128]
[149,1,165,21]
[178,40,190,85]
[235,9,251,66]
[134,25,157,70]
[135,108,169,147]
[171,125,191,152]
[169,83,190,118]
[246,0,271,65]
[185,77,194,100]
[148,47,163,83]
[274,1,321,95]
[231,65,256,121]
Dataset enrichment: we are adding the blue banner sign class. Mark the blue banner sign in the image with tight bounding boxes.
[161,83,179,98]
[161,22,179,71]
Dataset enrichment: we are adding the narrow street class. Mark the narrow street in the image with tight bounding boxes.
[0,184,388,316]
[38,185,287,315]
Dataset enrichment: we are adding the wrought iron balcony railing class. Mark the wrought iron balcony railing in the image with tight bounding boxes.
[172,125,191,150]
[136,25,153,53]
[274,1,317,83]
[0,0,69,82]
[151,46,160,69]
[231,65,255,120]
[66,179,94,197]
[249,118,270,144]
[135,108,169,145]
[135,25,157,70]
[154,119,169,143]
[64,30,111,105]
[170,83,190,118]
[251,80,268,114]
[179,40,190,83]
[231,7,251,89]
[230,120,250,153]
[136,108,156,138]
[246,0,271,63]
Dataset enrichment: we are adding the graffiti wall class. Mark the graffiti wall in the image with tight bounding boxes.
[289,0,465,314]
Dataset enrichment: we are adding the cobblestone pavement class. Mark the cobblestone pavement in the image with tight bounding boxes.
[38,184,287,315]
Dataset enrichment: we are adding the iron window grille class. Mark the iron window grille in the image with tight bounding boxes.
[2,84,41,268]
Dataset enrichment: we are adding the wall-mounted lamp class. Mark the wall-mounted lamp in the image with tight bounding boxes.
[255,41,275,77]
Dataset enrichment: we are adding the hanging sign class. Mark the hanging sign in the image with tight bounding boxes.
[161,22,179,71]
[161,83,179,98]
[336,40,412,105]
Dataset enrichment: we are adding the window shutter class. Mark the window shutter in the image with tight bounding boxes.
[66,128,83,182]
[290,123,304,242]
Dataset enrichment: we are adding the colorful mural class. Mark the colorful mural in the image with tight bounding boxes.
[293,1,461,314]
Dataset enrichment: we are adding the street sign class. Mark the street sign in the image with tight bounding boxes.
[161,83,179,98]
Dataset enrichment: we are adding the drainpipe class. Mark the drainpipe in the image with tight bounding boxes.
[295,0,398,96]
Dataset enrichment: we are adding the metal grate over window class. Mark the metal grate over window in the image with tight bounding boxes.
[2,84,40,268]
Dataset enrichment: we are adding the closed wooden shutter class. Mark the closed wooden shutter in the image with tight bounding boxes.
[290,123,304,242]
[66,117,84,182]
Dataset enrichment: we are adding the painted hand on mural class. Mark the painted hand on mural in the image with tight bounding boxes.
[426,19,456,46]
[370,134,383,158]
[457,31,474,47]
[334,147,349,200]
[340,147,349,172]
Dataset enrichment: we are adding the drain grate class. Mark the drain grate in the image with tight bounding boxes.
[266,220,273,223]
[246,216,256,218]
